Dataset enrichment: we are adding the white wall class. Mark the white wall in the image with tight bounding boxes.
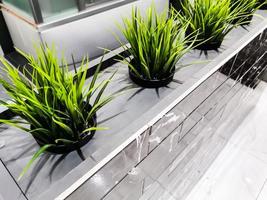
[2,10,42,56]
[3,0,169,64]
[40,0,168,63]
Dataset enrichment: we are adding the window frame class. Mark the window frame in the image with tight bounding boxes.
[37,0,137,31]
[31,0,136,25]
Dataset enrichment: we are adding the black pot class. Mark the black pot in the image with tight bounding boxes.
[129,69,174,88]
[194,40,223,51]
[31,105,97,154]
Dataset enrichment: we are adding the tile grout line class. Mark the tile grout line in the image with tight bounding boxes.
[256,178,267,200]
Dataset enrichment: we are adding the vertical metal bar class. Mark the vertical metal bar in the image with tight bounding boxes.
[28,0,43,24]
[76,0,86,11]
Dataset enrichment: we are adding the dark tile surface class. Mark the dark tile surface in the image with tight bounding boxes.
[67,18,267,200]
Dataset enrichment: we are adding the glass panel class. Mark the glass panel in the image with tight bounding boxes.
[38,0,78,22]
[3,0,33,17]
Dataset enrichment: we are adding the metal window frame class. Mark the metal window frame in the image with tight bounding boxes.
[28,0,136,24]
[28,0,84,24]
[2,0,137,29]
[84,0,122,8]
[28,0,43,24]
[76,0,86,11]
[39,0,137,31]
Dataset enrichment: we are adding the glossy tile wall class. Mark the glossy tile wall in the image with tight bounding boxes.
[66,28,267,199]
[185,80,267,200]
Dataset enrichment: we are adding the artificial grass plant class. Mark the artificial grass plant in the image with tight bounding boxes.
[176,0,253,50]
[0,45,117,179]
[230,0,258,25]
[116,5,194,86]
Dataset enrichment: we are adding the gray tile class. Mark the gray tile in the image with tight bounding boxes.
[0,160,26,200]
[185,85,267,200]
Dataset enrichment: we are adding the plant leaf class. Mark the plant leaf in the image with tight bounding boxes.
[18,144,53,180]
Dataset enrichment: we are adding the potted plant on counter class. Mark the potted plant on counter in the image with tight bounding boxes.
[0,45,117,179]
[176,0,249,50]
[116,6,194,88]
[230,0,258,25]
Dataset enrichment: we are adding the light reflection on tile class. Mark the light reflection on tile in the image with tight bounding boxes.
[186,82,267,200]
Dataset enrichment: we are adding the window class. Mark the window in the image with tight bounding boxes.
[38,0,78,22]
[3,0,33,17]
[2,0,133,24]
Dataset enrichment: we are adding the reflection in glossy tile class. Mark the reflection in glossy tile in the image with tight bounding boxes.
[186,82,267,200]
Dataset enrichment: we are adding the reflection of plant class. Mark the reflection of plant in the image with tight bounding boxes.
[230,0,258,24]
[0,45,117,179]
[176,0,250,50]
[117,6,194,81]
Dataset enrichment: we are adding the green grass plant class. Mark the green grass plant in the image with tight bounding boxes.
[176,0,253,50]
[116,6,194,81]
[230,0,258,25]
[0,45,117,179]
